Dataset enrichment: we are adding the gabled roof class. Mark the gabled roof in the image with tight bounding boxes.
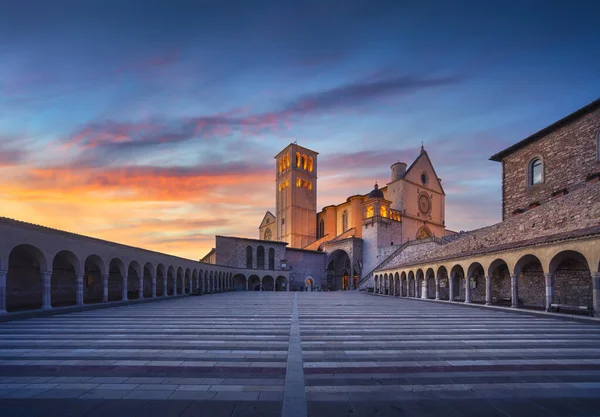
[489,97,600,162]
[399,148,445,195]
[259,211,276,228]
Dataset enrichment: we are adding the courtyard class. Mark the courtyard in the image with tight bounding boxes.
[0,292,599,417]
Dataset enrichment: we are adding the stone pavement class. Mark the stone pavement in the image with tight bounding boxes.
[0,292,599,416]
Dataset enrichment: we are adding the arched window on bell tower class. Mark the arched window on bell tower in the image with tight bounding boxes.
[318,219,325,238]
[342,210,348,232]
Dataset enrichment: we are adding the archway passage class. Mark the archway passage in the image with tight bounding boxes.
[84,255,104,304]
[233,274,247,291]
[437,267,449,300]
[6,244,45,312]
[185,270,191,294]
[450,265,465,302]
[51,250,79,307]
[167,267,175,295]
[156,266,165,297]
[489,260,511,306]
[275,276,287,291]
[128,262,141,300]
[408,272,415,297]
[327,250,352,291]
[176,269,183,295]
[551,251,592,307]
[108,259,124,301]
[426,269,436,299]
[143,264,153,298]
[515,255,545,309]
[305,278,314,292]
[401,273,407,297]
[248,275,260,291]
[467,263,486,304]
[262,276,274,291]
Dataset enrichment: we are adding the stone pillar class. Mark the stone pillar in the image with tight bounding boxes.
[448,275,454,302]
[76,273,84,306]
[435,276,440,300]
[544,273,554,311]
[102,274,109,302]
[592,272,600,318]
[0,269,7,315]
[421,279,427,299]
[260,277,263,291]
[201,276,204,293]
[152,274,156,298]
[138,275,143,299]
[163,276,168,296]
[485,275,492,305]
[246,278,249,291]
[465,276,471,304]
[510,274,518,308]
[42,271,52,310]
[122,275,128,301]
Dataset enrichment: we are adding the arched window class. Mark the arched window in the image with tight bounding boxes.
[296,152,301,167]
[318,219,325,238]
[342,210,348,232]
[257,246,265,269]
[308,156,313,172]
[264,228,272,241]
[416,226,432,240]
[302,154,307,170]
[296,177,301,187]
[528,157,543,186]
[380,205,387,218]
[268,248,275,269]
[366,206,374,218]
[286,153,291,168]
[246,246,253,269]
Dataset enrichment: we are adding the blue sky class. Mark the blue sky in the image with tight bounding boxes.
[0,0,599,258]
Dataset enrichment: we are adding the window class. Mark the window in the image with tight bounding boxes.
[302,154,307,170]
[528,157,543,185]
[246,246,253,268]
[257,246,265,269]
[366,206,374,218]
[286,153,290,168]
[296,177,301,187]
[420,171,428,185]
[308,156,313,172]
[342,210,348,232]
[380,205,387,218]
[318,219,325,238]
[296,152,301,167]
[268,248,275,270]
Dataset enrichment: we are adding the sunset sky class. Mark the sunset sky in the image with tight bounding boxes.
[1,1,599,260]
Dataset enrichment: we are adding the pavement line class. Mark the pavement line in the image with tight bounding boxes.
[282,293,307,417]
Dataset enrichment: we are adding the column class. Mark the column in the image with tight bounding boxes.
[510,274,518,308]
[435,276,440,300]
[152,274,157,298]
[465,276,471,304]
[485,275,492,305]
[122,274,128,301]
[138,275,143,299]
[76,272,84,306]
[201,276,204,293]
[544,273,554,311]
[163,275,168,296]
[421,279,427,299]
[260,277,263,291]
[102,274,109,302]
[0,270,7,315]
[42,271,52,310]
[448,275,454,302]
[592,272,600,318]
[246,277,249,291]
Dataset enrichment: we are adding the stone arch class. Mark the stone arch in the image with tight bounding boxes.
[204,270,209,292]
[176,267,183,294]
[257,246,265,269]
[233,274,246,291]
[156,264,166,296]
[192,269,198,292]
[549,250,592,307]
[407,271,415,297]
[374,275,378,293]
[384,273,389,295]
[108,258,126,301]
[128,260,142,300]
[488,258,512,306]
[84,254,105,304]
[400,271,407,296]
[466,261,485,303]
[276,276,287,291]
[416,225,432,240]
[394,272,400,296]
[326,249,352,291]
[6,244,48,312]
[143,262,154,298]
[262,275,274,291]
[514,254,545,308]
[51,250,80,307]
[167,265,176,295]
[436,266,449,300]
[449,264,465,302]
[416,269,425,298]
[248,275,260,291]
[185,268,191,294]
[305,276,314,292]
[425,268,436,299]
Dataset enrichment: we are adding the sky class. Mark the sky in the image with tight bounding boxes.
[1,0,599,260]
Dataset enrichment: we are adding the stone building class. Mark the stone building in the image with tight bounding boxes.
[370,98,600,316]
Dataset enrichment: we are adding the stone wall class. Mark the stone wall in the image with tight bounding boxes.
[501,106,600,220]
[471,267,486,303]
[492,264,511,302]
[285,248,326,291]
[518,262,545,307]
[215,236,286,270]
[555,259,593,306]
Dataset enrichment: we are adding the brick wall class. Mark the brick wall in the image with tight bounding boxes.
[501,107,600,219]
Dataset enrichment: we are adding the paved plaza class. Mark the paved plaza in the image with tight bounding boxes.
[0,292,600,416]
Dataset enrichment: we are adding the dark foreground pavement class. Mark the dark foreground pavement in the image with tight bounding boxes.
[0,292,599,416]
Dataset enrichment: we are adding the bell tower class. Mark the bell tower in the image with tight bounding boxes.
[274,143,318,248]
